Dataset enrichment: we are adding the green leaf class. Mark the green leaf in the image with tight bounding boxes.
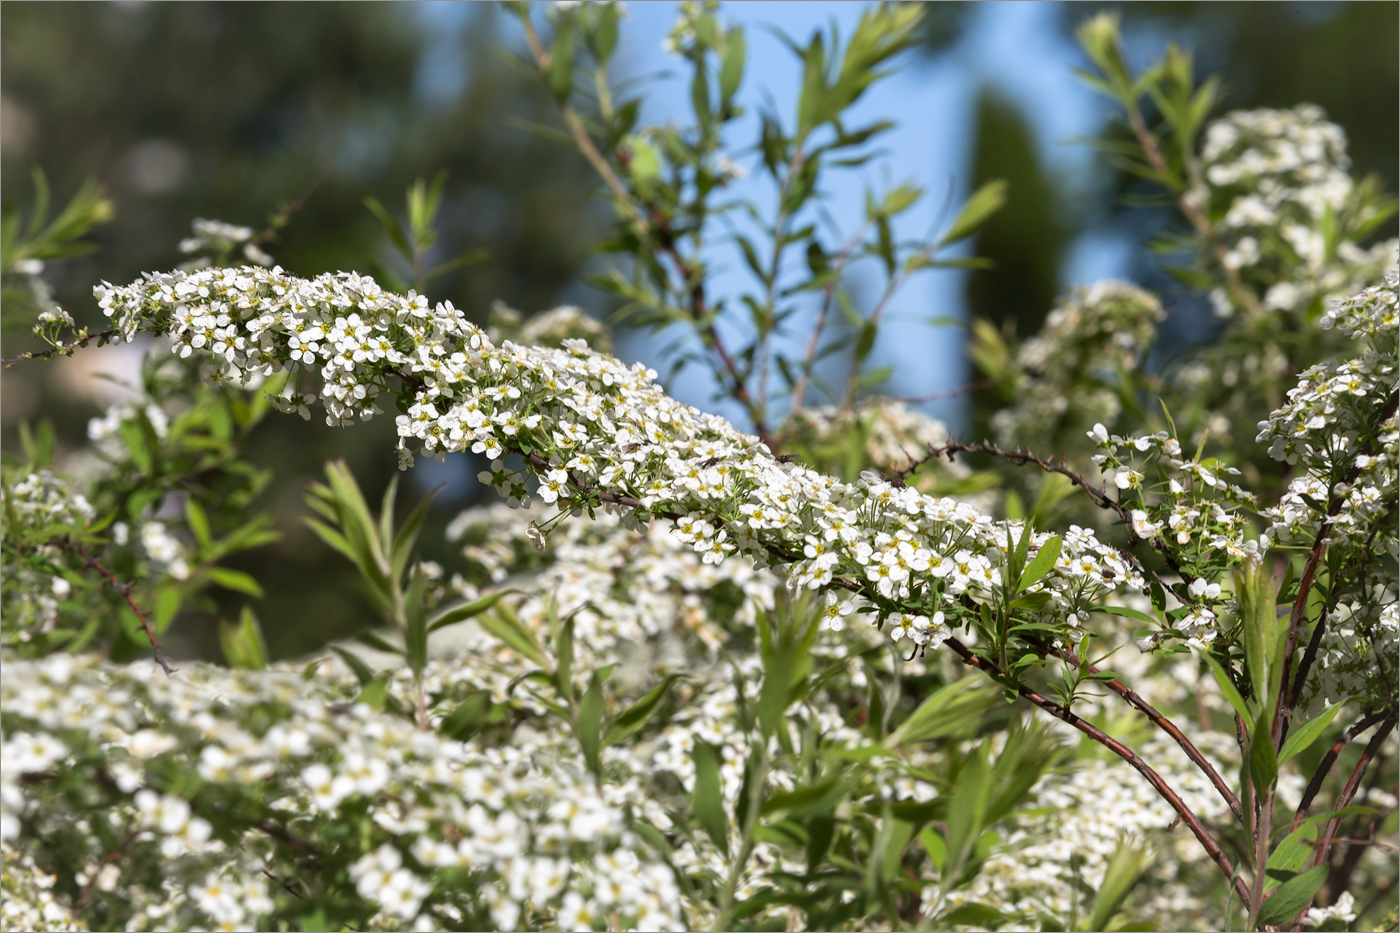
[330,646,376,687]
[938,179,1007,246]
[762,776,856,818]
[1278,703,1347,765]
[719,28,746,103]
[548,21,575,101]
[1248,706,1278,796]
[691,742,729,856]
[1018,535,1062,590]
[577,671,605,775]
[152,587,182,634]
[206,567,264,598]
[218,607,268,670]
[363,196,412,260]
[592,2,619,62]
[1256,864,1326,928]
[1203,654,1251,724]
[477,605,548,668]
[358,676,389,711]
[885,678,1000,748]
[1097,604,1159,626]
[428,589,520,633]
[1266,823,1319,882]
[404,565,430,676]
[440,692,493,742]
[854,320,877,364]
[1086,838,1151,931]
[603,673,685,747]
[185,499,211,550]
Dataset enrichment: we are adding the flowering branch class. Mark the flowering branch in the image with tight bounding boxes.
[1,327,119,367]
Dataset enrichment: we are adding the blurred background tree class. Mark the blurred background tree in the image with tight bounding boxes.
[929,1,1399,435]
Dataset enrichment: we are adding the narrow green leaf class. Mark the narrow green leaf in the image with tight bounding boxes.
[938,179,1008,246]
[691,742,729,856]
[885,679,1000,748]
[428,589,519,633]
[330,646,376,687]
[477,606,548,668]
[577,671,605,775]
[1018,535,1062,590]
[440,692,493,742]
[185,499,211,550]
[603,673,685,747]
[206,567,264,598]
[1256,864,1326,928]
[1204,654,1251,724]
[719,28,746,103]
[1278,703,1347,765]
[358,676,389,711]
[218,607,268,670]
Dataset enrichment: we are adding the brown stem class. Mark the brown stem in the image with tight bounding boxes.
[1288,715,1397,930]
[1121,97,1262,322]
[54,536,175,674]
[1293,711,1388,830]
[1035,637,1244,824]
[916,436,1187,596]
[939,635,1251,906]
[73,829,140,916]
[520,15,772,445]
[513,436,1251,906]
[1282,389,1400,734]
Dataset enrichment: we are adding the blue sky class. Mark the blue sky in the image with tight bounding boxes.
[407,1,1128,495]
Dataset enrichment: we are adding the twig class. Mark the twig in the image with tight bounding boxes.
[54,536,175,674]
[1120,95,1263,322]
[73,828,140,916]
[251,168,330,248]
[941,633,1252,906]
[915,436,1187,595]
[516,435,1252,906]
[2,328,121,367]
[1033,636,1244,824]
[519,14,772,445]
[1282,394,1398,724]
[1292,711,1388,831]
[1288,715,1397,929]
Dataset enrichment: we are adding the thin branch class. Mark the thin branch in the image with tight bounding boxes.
[1282,393,1398,725]
[1292,711,1388,831]
[1289,715,1397,930]
[1033,636,1244,824]
[941,633,1252,906]
[915,436,1188,595]
[2,328,121,367]
[1120,97,1263,322]
[519,14,772,445]
[250,168,330,248]
[73,828,140,916]
[54,536,175,674]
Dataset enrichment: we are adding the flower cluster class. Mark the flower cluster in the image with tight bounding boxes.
[94,264,1150,654]
[780,400,959,479]
[992,281,1164,456]
[1200,105,1397,318]
[1256,271,1398,706]
[488,301,613,355]
[1088,423,1266,649]
[1,652,685,932]
[178,218,274,270]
